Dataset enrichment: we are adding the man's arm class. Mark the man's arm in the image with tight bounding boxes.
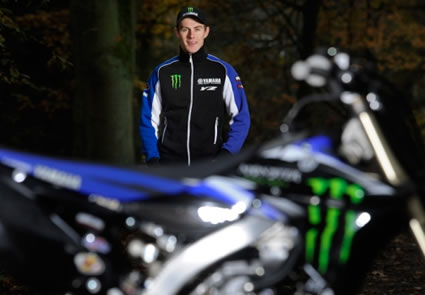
[221,64,251,154]
[139,71,162,162]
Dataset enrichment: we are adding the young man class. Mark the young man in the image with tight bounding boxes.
[139,6,250,166]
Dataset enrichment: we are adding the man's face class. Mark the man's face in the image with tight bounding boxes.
[175,18,210,54]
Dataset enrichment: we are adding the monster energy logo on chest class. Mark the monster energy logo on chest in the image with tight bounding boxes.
[170,74,181,89]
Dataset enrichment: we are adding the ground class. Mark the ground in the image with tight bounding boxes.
[359,230,425,295]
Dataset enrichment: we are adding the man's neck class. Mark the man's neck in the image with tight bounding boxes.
[179,46,207,62]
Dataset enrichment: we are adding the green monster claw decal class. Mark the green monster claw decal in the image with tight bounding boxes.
[340,210,357,263]
[319,207,340,273]
[306,204,321,263]
[306,177,366,274]
[170,74,181,89]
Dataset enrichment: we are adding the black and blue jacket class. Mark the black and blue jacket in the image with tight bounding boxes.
[139,47,250,166]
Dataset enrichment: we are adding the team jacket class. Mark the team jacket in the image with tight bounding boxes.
[139,47,250,166]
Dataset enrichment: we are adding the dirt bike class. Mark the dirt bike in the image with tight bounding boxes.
[0,47,424,295]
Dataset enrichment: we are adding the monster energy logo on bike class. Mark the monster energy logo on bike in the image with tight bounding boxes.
[305,177,366,274]
[170,74,181,89]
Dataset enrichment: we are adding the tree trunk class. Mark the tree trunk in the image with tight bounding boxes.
[300,0,323,58]
[70,0,137,164]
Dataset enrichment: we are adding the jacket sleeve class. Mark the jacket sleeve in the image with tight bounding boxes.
[221,64,251,154]
[139,69,162,161]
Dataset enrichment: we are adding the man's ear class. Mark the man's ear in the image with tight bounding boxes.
[204,26,210,38]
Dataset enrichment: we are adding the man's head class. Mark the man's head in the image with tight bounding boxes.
[175,7,210,54]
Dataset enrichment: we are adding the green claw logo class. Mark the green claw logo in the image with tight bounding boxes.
[170,74,181,89]
[305,177,366,274]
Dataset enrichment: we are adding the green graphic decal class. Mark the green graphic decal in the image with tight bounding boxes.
[308,205,321,225]
[319,208,340,273]
[187,7,194,12]
[308,177,365,202]
[329,178,347,199]
[306,228,319,262]
[170,74,181,89]
[347,183,365,204]
[307,177,328,196]
[306,204,321,263]
[306,177,366,273]
[339,210,357,263]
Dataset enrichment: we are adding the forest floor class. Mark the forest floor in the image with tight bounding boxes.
[358,230,425,295]
[0,230,424,295]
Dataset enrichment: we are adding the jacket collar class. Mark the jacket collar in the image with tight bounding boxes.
[179,46,207,62]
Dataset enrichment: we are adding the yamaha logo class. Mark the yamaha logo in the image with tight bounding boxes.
[197,78,221,85]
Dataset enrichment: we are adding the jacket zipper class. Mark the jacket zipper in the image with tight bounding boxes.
[186,55,194,166]
[161,116,168,143]
[214,117,219,144]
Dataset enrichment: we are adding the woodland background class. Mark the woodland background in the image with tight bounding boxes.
[1,0,425,164]
[0,1,424,294]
